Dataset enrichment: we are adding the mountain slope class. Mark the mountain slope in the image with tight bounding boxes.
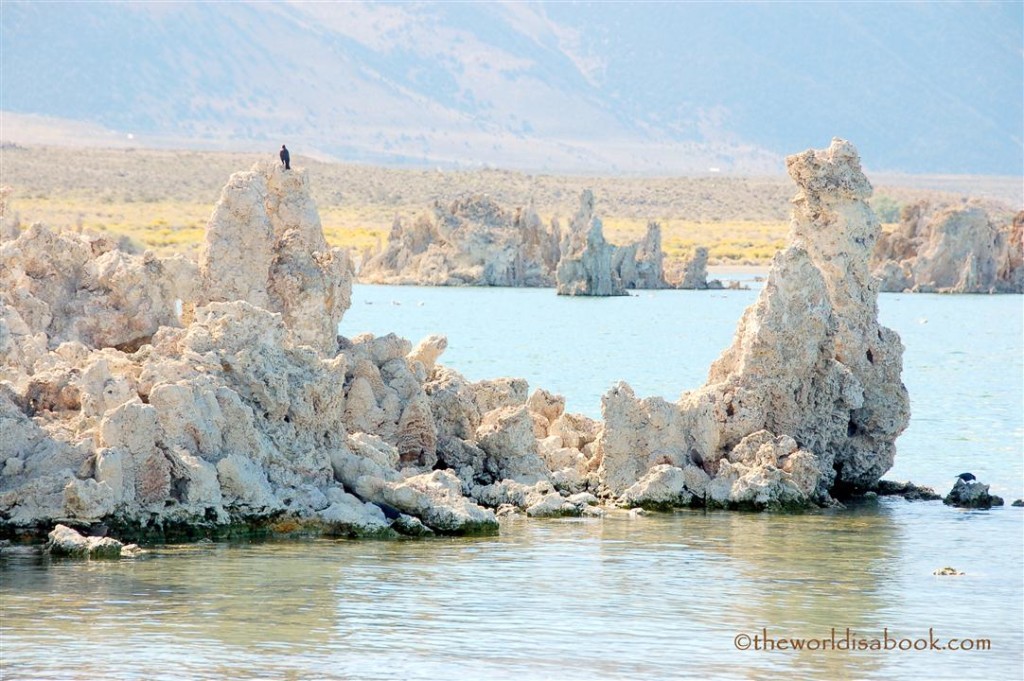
[1,1,1020,174]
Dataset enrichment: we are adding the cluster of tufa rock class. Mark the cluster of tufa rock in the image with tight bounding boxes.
[598,138,911,509]
[872,202,1023,294]
[359,189,715,293]
[1,140,924,547]
[359,195,560,287]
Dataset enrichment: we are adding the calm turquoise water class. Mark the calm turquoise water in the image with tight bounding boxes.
[345,285,1023,496]
[2,285,1021,680]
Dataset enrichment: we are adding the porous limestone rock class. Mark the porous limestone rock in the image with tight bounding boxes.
[526,388,565,436]
[0,224,195,351]
[617,222,669,289]
[475,406,549,484]
[408,334,448,372]
[597,139,910,508]
[472,478,582,517]
[352,469,498,535]
[872,202,1023,293]
[316,487,391,537]
[0,142,926,540]
[359,195,560,287]
[616,464,709,510]
[0,186,14,240]
[996,211,1024,292]
[45,524,125,558]
[671,246,723,290]
[197,160,352,354]
[555,190,627,296]
[1,161,548,542]
[943,478,1005,509]
[556,192,676,295]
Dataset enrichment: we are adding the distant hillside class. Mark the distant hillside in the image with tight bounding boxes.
[2,1,1021,174]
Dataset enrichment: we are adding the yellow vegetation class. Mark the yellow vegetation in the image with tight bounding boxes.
[5,145,1012,265]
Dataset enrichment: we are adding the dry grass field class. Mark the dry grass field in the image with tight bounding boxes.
[2,145,1019,266]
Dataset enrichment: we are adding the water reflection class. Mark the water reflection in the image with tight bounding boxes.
[7,501,1020,681]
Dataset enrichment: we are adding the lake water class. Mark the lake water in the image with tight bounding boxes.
[2,285,1022,680]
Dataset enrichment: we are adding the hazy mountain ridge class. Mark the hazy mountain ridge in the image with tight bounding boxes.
[2,1,1020,174]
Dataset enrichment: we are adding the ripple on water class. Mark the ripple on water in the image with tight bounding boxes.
[3,288,1021,680]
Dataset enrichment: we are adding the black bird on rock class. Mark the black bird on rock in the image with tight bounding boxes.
[956,472,977,483]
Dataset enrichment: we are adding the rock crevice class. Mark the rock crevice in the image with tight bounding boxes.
[1,141,916,541]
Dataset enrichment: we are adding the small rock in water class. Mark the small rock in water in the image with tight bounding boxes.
[871,480,941,501]
[120,544,145,558]
[943,478,1004,509]
[392,514,434,537]
[933,567,965,576]
[1011,499,1024,507]
[45,524,125,559]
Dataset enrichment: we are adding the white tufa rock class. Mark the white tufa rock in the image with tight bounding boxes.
[359,195,560,287]
[196,160,353,355]
[597,139,910,508]
[872,202,1023,293]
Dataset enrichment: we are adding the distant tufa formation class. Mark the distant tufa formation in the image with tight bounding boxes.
[359,189,716,293]
[2,140,919,546]
[360,195,559,287]
[872,202,1023,294]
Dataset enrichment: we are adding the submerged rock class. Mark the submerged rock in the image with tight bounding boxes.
[871,479,942,501]
[943,479,1005,509]
[933,566,965,576]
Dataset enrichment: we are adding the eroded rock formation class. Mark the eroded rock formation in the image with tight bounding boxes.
[1,140,916,544]
[667,246,723,290]
[598,138,911,509]
[614,221,669,290]
[359,195,560,287]
[872,202,1023,293]
[1,225,196,352]
[196,160,353,354]
[360,189,717,293]
[555,190,625,296]
[0,162,508,539]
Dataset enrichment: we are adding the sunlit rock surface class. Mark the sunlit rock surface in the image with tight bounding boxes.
[197,160,353,355]
[1,224,195,352]
[872,202,1023,294]
[598,138,911,508]
[1,141,918,543]
[359,195,560,287]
